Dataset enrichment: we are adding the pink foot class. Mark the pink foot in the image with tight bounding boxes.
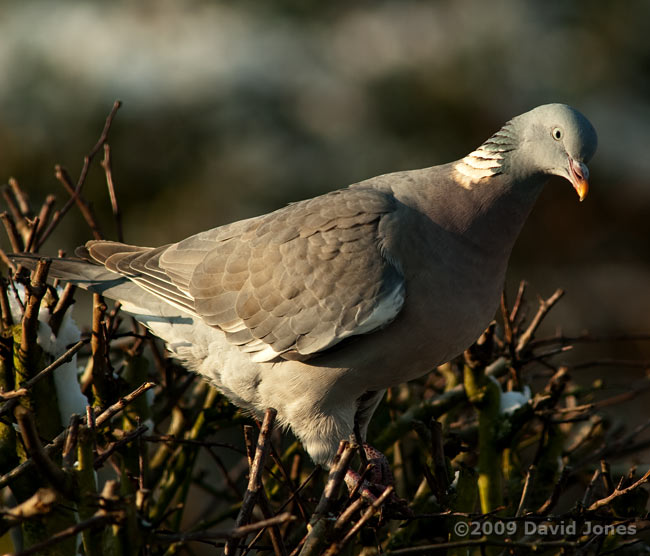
[343,443,413,518]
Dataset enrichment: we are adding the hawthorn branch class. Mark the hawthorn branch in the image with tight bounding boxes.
[0,381,155,489]
[588,468,650,512]
[225,407,277,555]
[101,143,123,242]
[516,289,564,355]
[37,100,121,248]
[14,406,75,499]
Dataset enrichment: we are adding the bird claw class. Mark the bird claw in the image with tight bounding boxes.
[343,444,414,519]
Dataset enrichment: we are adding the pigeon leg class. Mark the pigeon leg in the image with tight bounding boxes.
[344,443,412,518]
[344,444,394,492]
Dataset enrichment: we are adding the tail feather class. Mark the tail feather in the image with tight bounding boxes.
[10,253,145,303]
[82,240,150,265]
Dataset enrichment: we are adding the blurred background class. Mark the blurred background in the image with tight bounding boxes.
[0,2,649,405]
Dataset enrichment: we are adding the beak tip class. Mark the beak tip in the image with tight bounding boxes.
[569,158,589,203]
[577,181,589,202]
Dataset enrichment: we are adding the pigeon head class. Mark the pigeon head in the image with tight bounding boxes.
[511,103,598,201]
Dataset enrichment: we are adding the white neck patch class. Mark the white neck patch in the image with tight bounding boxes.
[453,121,517,189]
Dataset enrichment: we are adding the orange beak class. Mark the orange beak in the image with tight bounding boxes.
[569,158,589,202]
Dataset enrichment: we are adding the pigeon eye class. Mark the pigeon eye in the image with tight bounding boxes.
[552,127,563,141]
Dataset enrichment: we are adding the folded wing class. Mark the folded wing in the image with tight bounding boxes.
[82,187,405,362]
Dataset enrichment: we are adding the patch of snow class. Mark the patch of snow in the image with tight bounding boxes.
[8,284,87,423]
[500,386,532,415]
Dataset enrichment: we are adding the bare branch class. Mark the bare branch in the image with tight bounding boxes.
[36,100,121,248]
[0,381,155,489]
[516,289,564,355]
[101,143,124,242]
[35,194,56,241]
[49,281,77,335]
[1,186,29,240]
[588,468,650,512]
[323,486,394,556]
[225,407,277,555]
[54,164,104,240]
[0,339,87,412]
[13,513,113,556]
[14,405,75,499]
[1,211,23,253]
[19,259,51,369]
[516,465,535,517]
[0,277,13,329]
[153,513,296,544]
[94,424,148,469]
[8,177,32,217]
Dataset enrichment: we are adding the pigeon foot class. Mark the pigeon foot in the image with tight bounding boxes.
[344,443,413,519]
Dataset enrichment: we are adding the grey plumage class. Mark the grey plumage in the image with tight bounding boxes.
[13,103,598,467]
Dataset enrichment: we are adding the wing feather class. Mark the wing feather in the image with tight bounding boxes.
[77,187,406,361]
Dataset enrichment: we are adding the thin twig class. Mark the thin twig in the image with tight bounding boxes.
[0,278,13,328]
[37,100,121,248]
[90,293,111,407]
[94,382,155,427]
[536,466,571,515]
[0,248,17,273]
[243,424,255,468]
[515,289,564,355]
[77,100,123,190]
[152,513,296,544]
[1,187,28,243]
[35,194,56,240]
[376,357,509,449]
[298,442,356,556]
[385,536,584,555]
[588,468,650,511]
[23,216,40,253]
[256,489,288,556]
[331,497,365,534]
[62,414,81,469]
[323,486,394,556]
[582,469,601,507]
[0,382,155,489]
[510,279,527,326]
[54,164,103,240]
[224,407,277,555]
[311,442,355,521]
[0,487,57,525]
[101,143,123,242]
[429,418,450,498]
[8,177,32,217]
[500,290,513,347]
[94,424,149,469]
[19,259,50,368]
[528,332,650,351]
[49,282,77,336]
[0,211,23,253]
[599,460,614,495]
[12,512,113,556]
[14,405,75,499]
[267,442,310,524]
[515,465,535,516]
[0,339,87,412]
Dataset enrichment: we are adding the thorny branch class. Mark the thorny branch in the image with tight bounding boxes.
[225,407,278,555]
